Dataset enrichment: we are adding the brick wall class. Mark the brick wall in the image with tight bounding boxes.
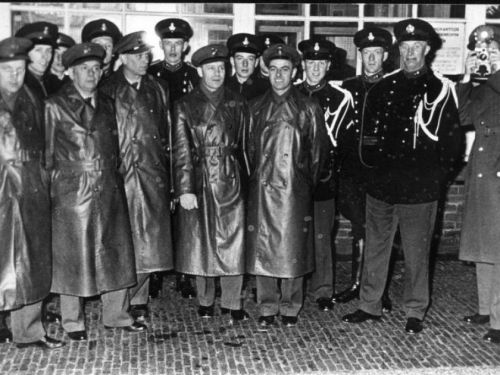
[333,180,466,256]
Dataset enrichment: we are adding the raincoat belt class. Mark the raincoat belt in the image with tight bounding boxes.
[53,158,117,172]
[197,145,236,158]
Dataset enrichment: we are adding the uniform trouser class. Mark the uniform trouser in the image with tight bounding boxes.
[256,276,304,317]
[11,301,45,343]
[360,195,437,320]
[476,262,500,330]
[60,289,133,332]
[196,276,243,310]
[309,198,336,300]
[129,273,150,306]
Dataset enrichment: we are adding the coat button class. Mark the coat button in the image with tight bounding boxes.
[132,136,137,142]
[478,173,483,178]
[262,181,267,186]
[478,147,484,152]
[153,135,158,140]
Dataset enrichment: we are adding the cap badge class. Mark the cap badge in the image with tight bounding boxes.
[169,22,176,32]
[43,26,49,35]
[406,24,415,34]
[57,37,62,44]
[265,37,270,47]
[368,32,375,41]
[243,37,249,46]
[83,46,90,54]
[101,23,107,32]
[277,46,283,55]
[314,42,320,51]
[211,47,217,56]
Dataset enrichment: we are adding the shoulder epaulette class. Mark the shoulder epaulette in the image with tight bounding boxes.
[382,68,401,79]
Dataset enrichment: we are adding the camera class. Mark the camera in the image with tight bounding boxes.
[473,42,491,78]
[469,25,496,82]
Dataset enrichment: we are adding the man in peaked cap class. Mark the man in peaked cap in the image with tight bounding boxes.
[46,32,75,95]
[173,44,251,322]
[148,18,199,300]
[225,33,269,100]
[100,31,174,325]
[255,34,284,80]
[45,42,146,340]
[333,27,394,312]
[296,38,353,313]
[81,19,122,81]
[0,36,64,350]
[246,43,328,328]
[15,21,58,100]
[343,19,462,334]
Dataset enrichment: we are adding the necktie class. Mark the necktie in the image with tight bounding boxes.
[83,97,94,109]
[131,82,139,90]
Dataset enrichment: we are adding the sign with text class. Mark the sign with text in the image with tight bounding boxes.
[431,22,466,75]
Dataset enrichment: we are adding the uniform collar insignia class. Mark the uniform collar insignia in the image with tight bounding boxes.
[368,32,375,41]
[169,22,176,32]
[314,42,320,51]
[101,23,107,31]
[406,24,415,34]
[243,37,249,46]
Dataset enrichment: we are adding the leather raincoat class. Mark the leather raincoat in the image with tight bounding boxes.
[0,86,51,311]
[246,87,328,278]
[100,68,173,273]
[45,83,136,297]
[173,86,250,276]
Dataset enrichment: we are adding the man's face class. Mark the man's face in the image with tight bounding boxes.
[231,52,258,81]
[91,36,114,65]
[51,46,68,74]
[361,46,387,75]
[120,51,150,77]
[399,40,430,73]
[197,61,225,91]
[268,58,296,94]
[0,59,26,96]
[68,60,102,95]
[302,59,330,86]
[160,38,187,65]
[28,44,53,76]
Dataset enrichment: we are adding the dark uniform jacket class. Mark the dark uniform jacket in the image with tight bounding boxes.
[148,61,199,107]
[24,69,49,100]
[100,68,174,274]
[45,83,137,297]
[173,86,250,276]
[246,87,328,278]
[366,68,462,204]
[340,73,385,179]
[225,73,270,101]
[458,72,500,264]
[0,86,51,310]
[296,79,354,200]
[45,72,71,96]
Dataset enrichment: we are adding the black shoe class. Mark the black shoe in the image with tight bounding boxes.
[0,328,12,343]
[67,330,87,341]
[316,297,334,311]
[382,293,392,313]
[105,321,147,332]
[464,313,490,325]
[342,309,381,323]
[16,335,65,349]
[258,315,275,328]
[149,273,163,299]
[230,309,249,321]
[483,329,500,344]
[281,316,298,327]
[130,304,149,322]
[198,305,214,318]
[405,318,423,334]
[332,284,360,304]
[44,311,61,323]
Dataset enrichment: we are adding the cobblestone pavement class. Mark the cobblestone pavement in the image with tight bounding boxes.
[1,260,500,375]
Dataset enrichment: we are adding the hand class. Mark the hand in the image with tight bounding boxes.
[490,48,500,73]
[461,51,476,83]
[179,193,198,210]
